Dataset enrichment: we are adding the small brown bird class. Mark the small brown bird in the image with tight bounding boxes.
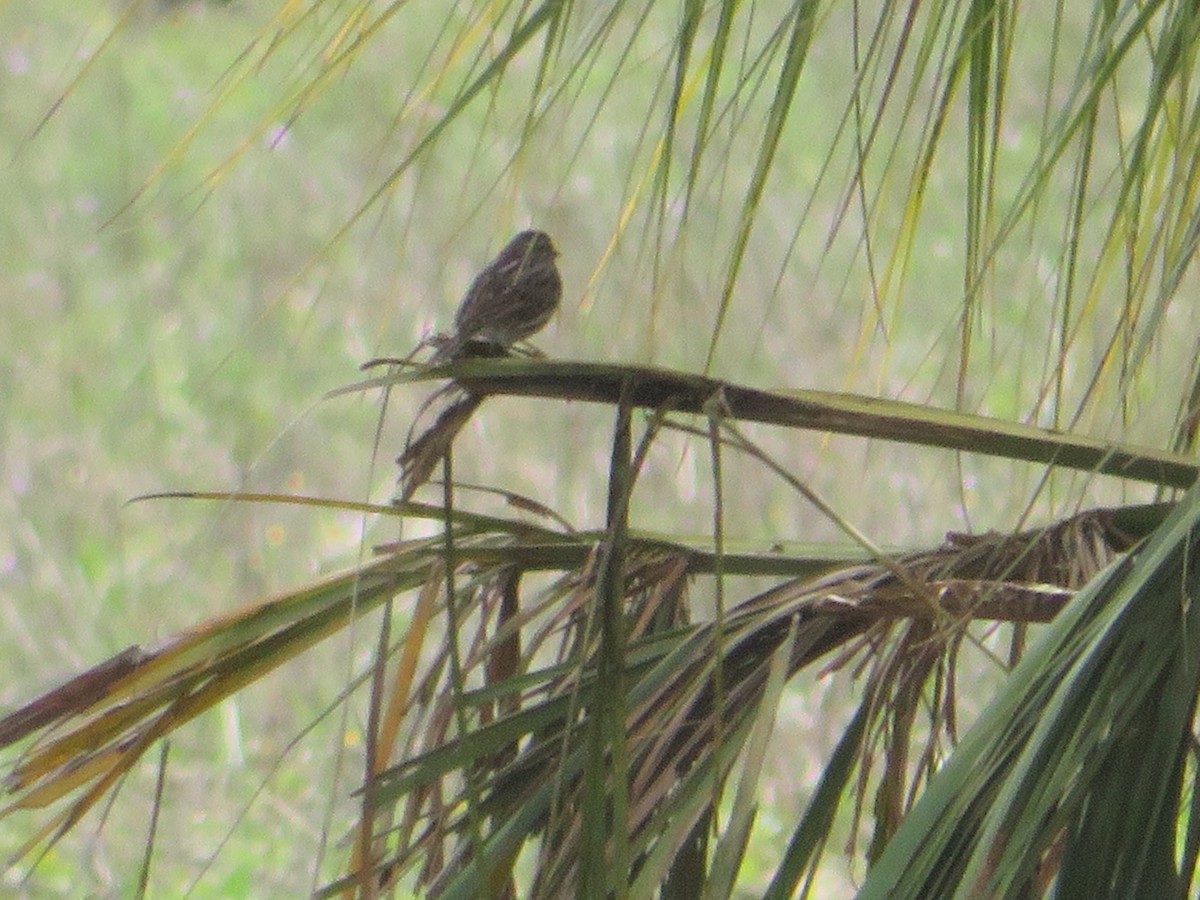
[432,230,562,361]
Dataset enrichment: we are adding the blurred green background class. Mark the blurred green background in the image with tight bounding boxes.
[0,0,1175,894]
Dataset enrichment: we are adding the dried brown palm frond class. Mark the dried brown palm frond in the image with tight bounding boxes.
[348,504,1147,898]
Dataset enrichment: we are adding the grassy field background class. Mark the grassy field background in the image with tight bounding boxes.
[0,1,1170,894]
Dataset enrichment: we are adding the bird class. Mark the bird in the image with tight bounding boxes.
[431,229,562,362]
